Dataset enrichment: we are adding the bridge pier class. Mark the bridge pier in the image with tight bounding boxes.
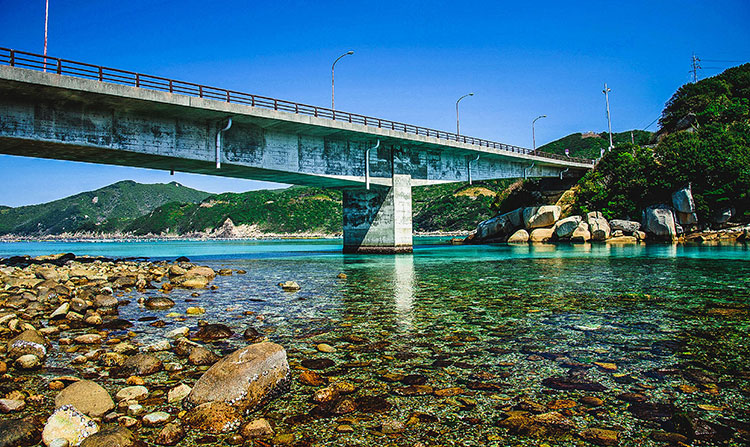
[343,174,413,254]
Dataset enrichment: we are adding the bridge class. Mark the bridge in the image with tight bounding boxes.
[0,47,593,253]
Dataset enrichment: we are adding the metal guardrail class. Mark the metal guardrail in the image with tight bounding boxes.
[0,47,594,166]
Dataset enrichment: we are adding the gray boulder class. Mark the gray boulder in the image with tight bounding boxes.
[642,205,677,240]
[586,212,611,241]
[554,216,582,239]
[609,219,640,234]
[476,208,523,241]
[672,185,695,214]
[523,206,561,229]
[185,342,290,415]
[712,207,735,224]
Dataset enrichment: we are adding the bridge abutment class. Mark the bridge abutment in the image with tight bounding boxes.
[343,174,413,254]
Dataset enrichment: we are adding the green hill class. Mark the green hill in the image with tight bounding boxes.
[0,180,211,235]
[537,130,653,159]
[124,180,515,235]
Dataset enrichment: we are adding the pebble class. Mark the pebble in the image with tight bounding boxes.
[167,383,191,404]
[241,418,275,438]
[49,439,70,447]
[115,386,148,402]
[155,422,185,445]
[15,354,41,369]
[185,307,205,315]
[142,411,171,427]
[336,424,354,433]
[127,404,145,417]
[166,327,189,338]
[316,343,336,353]
[0,398,25,413]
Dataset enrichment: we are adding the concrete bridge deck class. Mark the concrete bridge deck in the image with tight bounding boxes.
[0,47,594,253]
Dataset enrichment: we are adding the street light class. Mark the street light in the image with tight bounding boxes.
[603,83,613,155]
[455,92,474,135]
[331,50,354,111]
[532,115,547,152]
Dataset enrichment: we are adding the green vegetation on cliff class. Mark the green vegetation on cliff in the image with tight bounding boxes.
[0,181,211,236]
[575,63,750,222]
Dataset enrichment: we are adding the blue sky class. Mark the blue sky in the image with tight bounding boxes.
[0,0,748,206]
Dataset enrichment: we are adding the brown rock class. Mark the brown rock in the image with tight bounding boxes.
[241,418,274,439]
[579,428,620,446]
[155,422,185,446]
[185,342,289,415]
[79,426,136,447]
[299,370,326,386]
[54,380,115,418]
[188,346,221,366]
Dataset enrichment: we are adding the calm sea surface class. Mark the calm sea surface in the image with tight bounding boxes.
[3,239,749,445]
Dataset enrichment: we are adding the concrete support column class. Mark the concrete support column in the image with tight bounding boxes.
[342,174,412,254]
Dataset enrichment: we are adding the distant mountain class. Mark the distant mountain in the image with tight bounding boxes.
[0,180,211,236]
[124,179,515,236]
[538,130,653,159]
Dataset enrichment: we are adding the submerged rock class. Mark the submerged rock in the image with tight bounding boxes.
[185,342,290,414]
[54,380,114,418]
[579,428,620,446]
[111,354,163,378]
[154,422,184,446]
[194,324,233,341]
[0,416,41,447]
[78,427,135,447]
[144,297,175,310]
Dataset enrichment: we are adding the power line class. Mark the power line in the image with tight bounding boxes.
[642,116,659,131]
[702,59,745,63]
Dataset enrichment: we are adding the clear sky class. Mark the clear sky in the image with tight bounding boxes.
[0,0,748,206]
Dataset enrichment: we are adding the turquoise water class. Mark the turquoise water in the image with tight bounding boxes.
[4,240,750,445]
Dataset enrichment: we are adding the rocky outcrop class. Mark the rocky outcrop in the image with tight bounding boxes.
[642,205,677,240]
[184,342,290,414]
[524,206,561,229]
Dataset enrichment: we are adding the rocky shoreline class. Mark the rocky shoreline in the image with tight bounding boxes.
[467,185,750,245]
[0,254,292,446]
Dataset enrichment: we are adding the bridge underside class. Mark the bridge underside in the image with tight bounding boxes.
[0,65,590,253]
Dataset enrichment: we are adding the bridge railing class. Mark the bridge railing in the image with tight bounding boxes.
[0,47,594,166]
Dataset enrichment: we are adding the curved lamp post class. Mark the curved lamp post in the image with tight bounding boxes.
[332,50,354,111]
[455,92,474,135]
[532,114,547,152]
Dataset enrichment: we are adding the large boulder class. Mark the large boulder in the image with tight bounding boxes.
[609,219,641,234]
[476,208,523,241]
[586,212,611,241]
[0,416,41,447]
[570,222,591,242]
[184,342,290,415]
[7,329,49,360]
[712,207,734,224]
[642,205,677,240]
[55,380,114,418]
[507,229,529,243]
[554,216,582,239]
[529,228,555,242]
[523,206,561,229]
[672,186,695,214]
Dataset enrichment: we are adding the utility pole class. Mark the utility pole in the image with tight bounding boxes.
[691,53,701,83]
[602,83,613,155]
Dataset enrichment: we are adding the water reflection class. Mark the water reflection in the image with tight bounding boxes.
[393,254,415,331]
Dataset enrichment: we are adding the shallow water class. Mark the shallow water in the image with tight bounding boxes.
[5,240,750,445]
